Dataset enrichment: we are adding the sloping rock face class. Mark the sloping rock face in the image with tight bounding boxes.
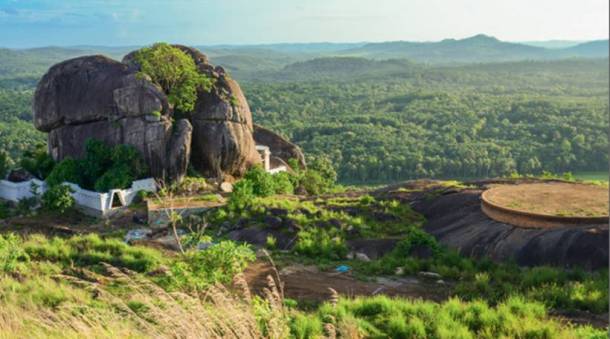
[253,124,306,169]
[413,189,608,270]
[33,55,191,181]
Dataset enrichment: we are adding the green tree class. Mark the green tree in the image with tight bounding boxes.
[134,43,213,113]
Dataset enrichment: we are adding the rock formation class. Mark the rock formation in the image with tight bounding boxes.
[33,45,303,182]
[34,55,189,182]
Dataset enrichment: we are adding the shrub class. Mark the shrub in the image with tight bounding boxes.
[243,166,276,197]
[300,170,327,195]
[20,144,55,180]
[41,184,75,214]
[45,139,148,192]
[294,228,347,260]
[229,179,256,211]
[167,241,256,291]
[45,157,80,187]
[0,234,29,273]
[94,165,134,192]
[273,172,295,194]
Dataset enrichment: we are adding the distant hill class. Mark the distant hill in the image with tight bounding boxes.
[520,40,584,49]
[337,35,609,63]
[0,36,607,82]
[259,57,420,81]
[0,46,125,81]
[562,40,609,58]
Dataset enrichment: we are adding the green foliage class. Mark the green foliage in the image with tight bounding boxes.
[299,170,327,195]
[0,150,10,179]
[289,295,607,338]
[23,234,163,273]
[243,166,277,197]
[0,234,29,273]
[19,143,55,180]
[294,227,347,260]
[272,172,295,194]
[165,241,256,291]
[291,156,337,195]
[41,184,75,214]
[246,58,609,184]
[228,179,256,211]
[94,165,134,192]
[46,139,148,192]
[44,157,79,186]
[134,43,213,113]
[228,166,296,210]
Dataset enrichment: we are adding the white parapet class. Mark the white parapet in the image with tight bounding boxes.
[0,178,157,217]
[0,179,45,202]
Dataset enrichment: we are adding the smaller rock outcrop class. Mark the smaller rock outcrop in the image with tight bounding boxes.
[253,124,306,169]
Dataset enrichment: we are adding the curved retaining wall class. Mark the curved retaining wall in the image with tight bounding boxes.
[481,190,609,229]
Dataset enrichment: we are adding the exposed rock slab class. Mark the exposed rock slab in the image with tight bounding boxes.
[413,189,608,269]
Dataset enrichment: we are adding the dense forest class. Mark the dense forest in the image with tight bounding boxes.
[0,46,607,183]
[245,58,609,182]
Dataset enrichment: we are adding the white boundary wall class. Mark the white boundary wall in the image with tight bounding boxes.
[0,178,156,217]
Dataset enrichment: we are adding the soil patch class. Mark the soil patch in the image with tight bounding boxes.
[483,182,608,217]
[244,260,450,303]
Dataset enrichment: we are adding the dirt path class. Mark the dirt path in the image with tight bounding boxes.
[244,260,450,303]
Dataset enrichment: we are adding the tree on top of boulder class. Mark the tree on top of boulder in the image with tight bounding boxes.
[134,43,213,113]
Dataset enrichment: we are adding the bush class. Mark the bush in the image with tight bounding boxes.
[228,167,296,210]
[273,172,295,194]
[300,170,327,195]
[243,166,276,197]
[45,157,80,187]
[167,241,256,291]
[0,234,29,273]
[20,144,55,180]
[229,179,256,211]
[294,228,347,260]
[45,139,148,192]
[41,184,75,214]
[94,165,134,192]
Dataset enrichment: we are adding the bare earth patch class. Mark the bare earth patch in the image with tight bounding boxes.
[484,182,608,217]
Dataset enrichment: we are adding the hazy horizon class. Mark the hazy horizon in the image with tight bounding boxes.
[2,35,607,50]
[0,0,607,48]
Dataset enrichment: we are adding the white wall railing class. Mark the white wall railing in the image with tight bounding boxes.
[0,178,156,217]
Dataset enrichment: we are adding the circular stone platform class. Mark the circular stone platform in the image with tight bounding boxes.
[481,182,609,228]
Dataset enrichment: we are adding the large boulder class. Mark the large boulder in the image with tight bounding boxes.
[33,55,190,180]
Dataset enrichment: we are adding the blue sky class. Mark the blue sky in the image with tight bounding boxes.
[0,0,608,47]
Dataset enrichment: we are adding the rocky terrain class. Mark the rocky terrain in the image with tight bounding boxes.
[33,45,304,183]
